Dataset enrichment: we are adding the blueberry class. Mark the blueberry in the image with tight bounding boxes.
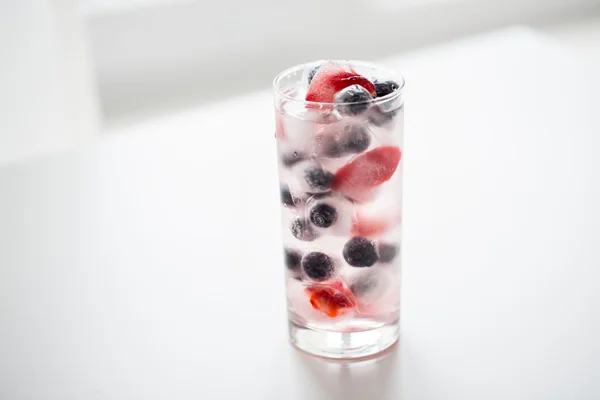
[309,203,338,228]
[345,125,370,153]
[291,217,319,241]
[343,237,378,267]
[304,167,334,191]
[322,135,346,157]
[378,243,398,263]
[281,186,294,207]
[374,80,399,98]
[281,185,301,207]
[323,125,370,157]
[307,62,324,84]
[282,151,305,167]
[334,85,373,116]
[284,248,302,271]
[301,252,334,281]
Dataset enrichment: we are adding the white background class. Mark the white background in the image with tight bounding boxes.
[84,0,600,125]
[1,15,600,398]
[1,0,599,163]
[2,0,600,398]
[0,1,99,164]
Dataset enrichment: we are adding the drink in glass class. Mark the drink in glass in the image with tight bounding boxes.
[273,60,404,358]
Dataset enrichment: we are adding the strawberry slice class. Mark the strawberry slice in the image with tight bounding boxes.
[305,281,356,318]
[351,211,402,237]
[306,63,376,104]
[331,146,402,200]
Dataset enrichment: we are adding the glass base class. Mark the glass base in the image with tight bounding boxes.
[289,319,399,359]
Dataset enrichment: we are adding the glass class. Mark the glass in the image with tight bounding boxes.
[273,60,404,358]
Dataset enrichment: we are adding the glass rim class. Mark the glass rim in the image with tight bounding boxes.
[273,60,405,108]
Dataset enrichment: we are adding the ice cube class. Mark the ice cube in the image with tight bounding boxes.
[315,119,372,158]
[378,242,400,264]
[304,280,356,318]
[304,194,356,237]
[290,217,319,242]
[306,61,376,104]
[280,112,316,147]
[308,194,356,237]
[302,60,326,88]
[348,270,393,306]
[350,194,402,237]
[288,159,335,194]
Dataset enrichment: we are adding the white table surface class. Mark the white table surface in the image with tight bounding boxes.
[1,24,600,399]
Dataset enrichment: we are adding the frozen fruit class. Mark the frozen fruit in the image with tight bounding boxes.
[290,161,335,194]
[331,146,401,201]
[351,204,401,236]
[368,107,398,127]
[343,237,378,267]
[374,80,400,97]
[281,186,294,207]
[304,166,334,191]
[306,63,376,104]
[322,124,370,157]
[302,252,334,281]
[366,81,401,127]
[350,275,378,297]
[345,125,371,153]
[309,203,338,228]
[282,151,305,167]
[378,243,398,263]
[307,62,324,84]
[351,202,401,236]
[280,113,323,150]
[348,272,392,306]
[351,213,398,236]
[334,85,374,116]
[281,185,301,208]
[291,217,319,241]
[305,281,355,317]
[321,134,345,158]
[351,216,389,236]
[284,248,302,271]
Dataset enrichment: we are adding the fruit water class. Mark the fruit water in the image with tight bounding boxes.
[273,61,404,358]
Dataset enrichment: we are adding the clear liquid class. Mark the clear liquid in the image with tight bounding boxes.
[276,101,404,335]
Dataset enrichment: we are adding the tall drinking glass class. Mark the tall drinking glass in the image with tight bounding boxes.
[273,61,404,358]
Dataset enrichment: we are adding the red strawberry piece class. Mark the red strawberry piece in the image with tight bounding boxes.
[331,146,402,200]
[351,214,389,237]
[305,281,356,318]
[351,211,402,237]
[306,63,376,104]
